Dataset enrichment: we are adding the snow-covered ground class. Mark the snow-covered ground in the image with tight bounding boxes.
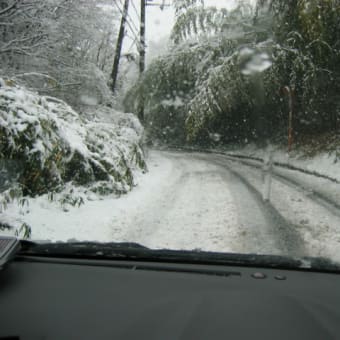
[233,143,340,182]
[223,156,340,262]
[0,151,245,253]
[1,149,340,264]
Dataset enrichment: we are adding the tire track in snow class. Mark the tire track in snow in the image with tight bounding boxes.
[115,151,243,252]
[155,152,296,255]
[219,156,340,261]
[114,150,297,255]
[199,154,307,257]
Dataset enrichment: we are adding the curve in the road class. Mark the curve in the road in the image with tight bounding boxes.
[207,156,307,257]
[224,155,340,217]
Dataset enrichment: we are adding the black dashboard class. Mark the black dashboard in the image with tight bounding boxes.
[1,254,340,340]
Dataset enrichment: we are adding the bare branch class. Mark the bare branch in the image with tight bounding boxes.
[0,0,18,16]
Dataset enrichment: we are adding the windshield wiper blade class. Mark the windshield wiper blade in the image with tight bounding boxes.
[19,240,148,259]
[18,240,340,274]
[0,236,20,269]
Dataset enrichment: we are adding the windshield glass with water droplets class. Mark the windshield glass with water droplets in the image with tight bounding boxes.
[0,0,340,265]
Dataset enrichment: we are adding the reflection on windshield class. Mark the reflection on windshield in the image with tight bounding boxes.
[1,0,340,265]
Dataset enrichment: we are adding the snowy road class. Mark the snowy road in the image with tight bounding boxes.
[104,150,340,260]
[211,153,340,261]
[3,149,340,261]
[108,150,248,252]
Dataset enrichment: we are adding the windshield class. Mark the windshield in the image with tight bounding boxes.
[1,0,340,266]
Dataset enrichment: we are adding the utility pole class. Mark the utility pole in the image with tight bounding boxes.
[111,0,130,94]
[282,86,294,152]
[140,0,146,75]
[138,1,169,123]
[138,0,146,123]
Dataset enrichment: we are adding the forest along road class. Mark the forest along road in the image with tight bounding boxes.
[110,150,340,260]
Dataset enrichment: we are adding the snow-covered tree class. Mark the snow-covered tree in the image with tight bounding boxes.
[126,1,272,144]
[0,1,50,64]
[126,0,340,145]
[171,0,254,43]
[0,0,119,107]
[265,0,340,132]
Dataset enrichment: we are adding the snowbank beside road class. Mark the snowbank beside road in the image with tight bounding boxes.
[0,80,146,236]
[230,143,340,182]
[0,151,178,243]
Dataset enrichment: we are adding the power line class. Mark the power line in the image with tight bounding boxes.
[126,36,139,54]
[111,0,130,93]
[117,0,141,38]
[125,7,141,35]
[112,0,141,45]
[117,1,139,35]
[130,0,139,19]
[146,0,171,9]
[113,0,142,57]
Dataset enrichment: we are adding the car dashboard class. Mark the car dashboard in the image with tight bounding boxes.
[1,251,340,340]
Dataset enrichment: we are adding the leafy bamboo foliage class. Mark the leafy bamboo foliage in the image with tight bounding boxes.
[0,81,146,198]
[268,0,340,132]
[126,0,340,146]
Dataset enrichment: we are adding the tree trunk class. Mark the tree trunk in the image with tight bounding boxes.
[110,0,129,94]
